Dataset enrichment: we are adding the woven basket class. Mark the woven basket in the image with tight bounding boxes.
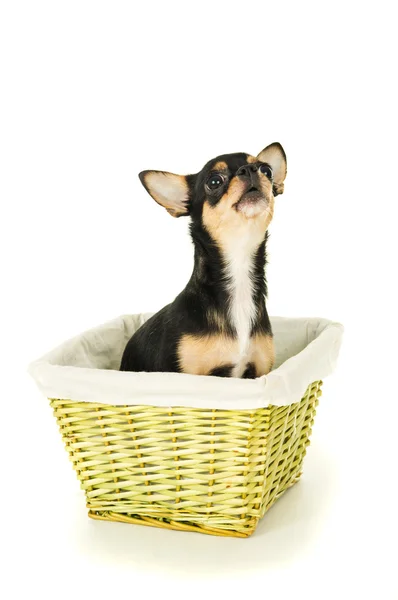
[29,314,343,537]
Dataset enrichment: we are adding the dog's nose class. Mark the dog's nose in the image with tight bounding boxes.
[236,164,258,179]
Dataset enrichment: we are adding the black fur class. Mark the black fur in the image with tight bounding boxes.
[209,365,235,377]
[242,363,256,379]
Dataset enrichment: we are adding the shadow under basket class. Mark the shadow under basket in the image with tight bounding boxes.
[29,313,343,537]
[50,381,321,538]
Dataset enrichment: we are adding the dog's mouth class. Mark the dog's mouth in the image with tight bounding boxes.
[234,186,266,213]
[243,186,263,199]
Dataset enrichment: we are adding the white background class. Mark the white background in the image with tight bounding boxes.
[1,1,397,598]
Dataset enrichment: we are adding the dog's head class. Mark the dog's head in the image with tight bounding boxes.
[139,143,287,248]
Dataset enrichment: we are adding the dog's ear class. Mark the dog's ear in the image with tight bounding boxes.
[257,142,287,196]
[139,170,190,217]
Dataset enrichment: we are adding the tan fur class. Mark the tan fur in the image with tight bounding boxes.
[212,161,228,171]
[202,175,274,254]
[251,332,275,375]
[272,182,285,196]
[178,334,237,375]
[178,332,274,377]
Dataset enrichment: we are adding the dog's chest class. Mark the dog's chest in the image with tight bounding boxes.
[226,251,257,375]
[178,246,274,378]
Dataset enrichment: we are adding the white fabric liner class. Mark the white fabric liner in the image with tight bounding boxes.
[28,314,344,410]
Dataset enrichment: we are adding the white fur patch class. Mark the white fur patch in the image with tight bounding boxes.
[224,232,258,377]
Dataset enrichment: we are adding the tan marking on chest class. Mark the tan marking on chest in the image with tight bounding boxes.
[178,332,274,377]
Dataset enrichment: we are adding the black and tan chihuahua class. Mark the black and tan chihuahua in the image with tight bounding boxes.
[120,143,287,379]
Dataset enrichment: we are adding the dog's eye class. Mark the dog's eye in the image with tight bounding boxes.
[259,164,273,179]
[206,174,224,191]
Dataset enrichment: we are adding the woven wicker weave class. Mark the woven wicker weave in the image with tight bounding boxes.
[50,380,322,537]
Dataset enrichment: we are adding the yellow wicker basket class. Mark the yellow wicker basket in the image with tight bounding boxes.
[29,314,343,538]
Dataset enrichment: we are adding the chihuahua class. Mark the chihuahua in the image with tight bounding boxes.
[120,143,287,378]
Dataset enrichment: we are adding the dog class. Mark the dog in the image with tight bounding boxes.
[120,142,287,378]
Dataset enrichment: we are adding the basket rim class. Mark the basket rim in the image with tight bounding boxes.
[28,314,343,410]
